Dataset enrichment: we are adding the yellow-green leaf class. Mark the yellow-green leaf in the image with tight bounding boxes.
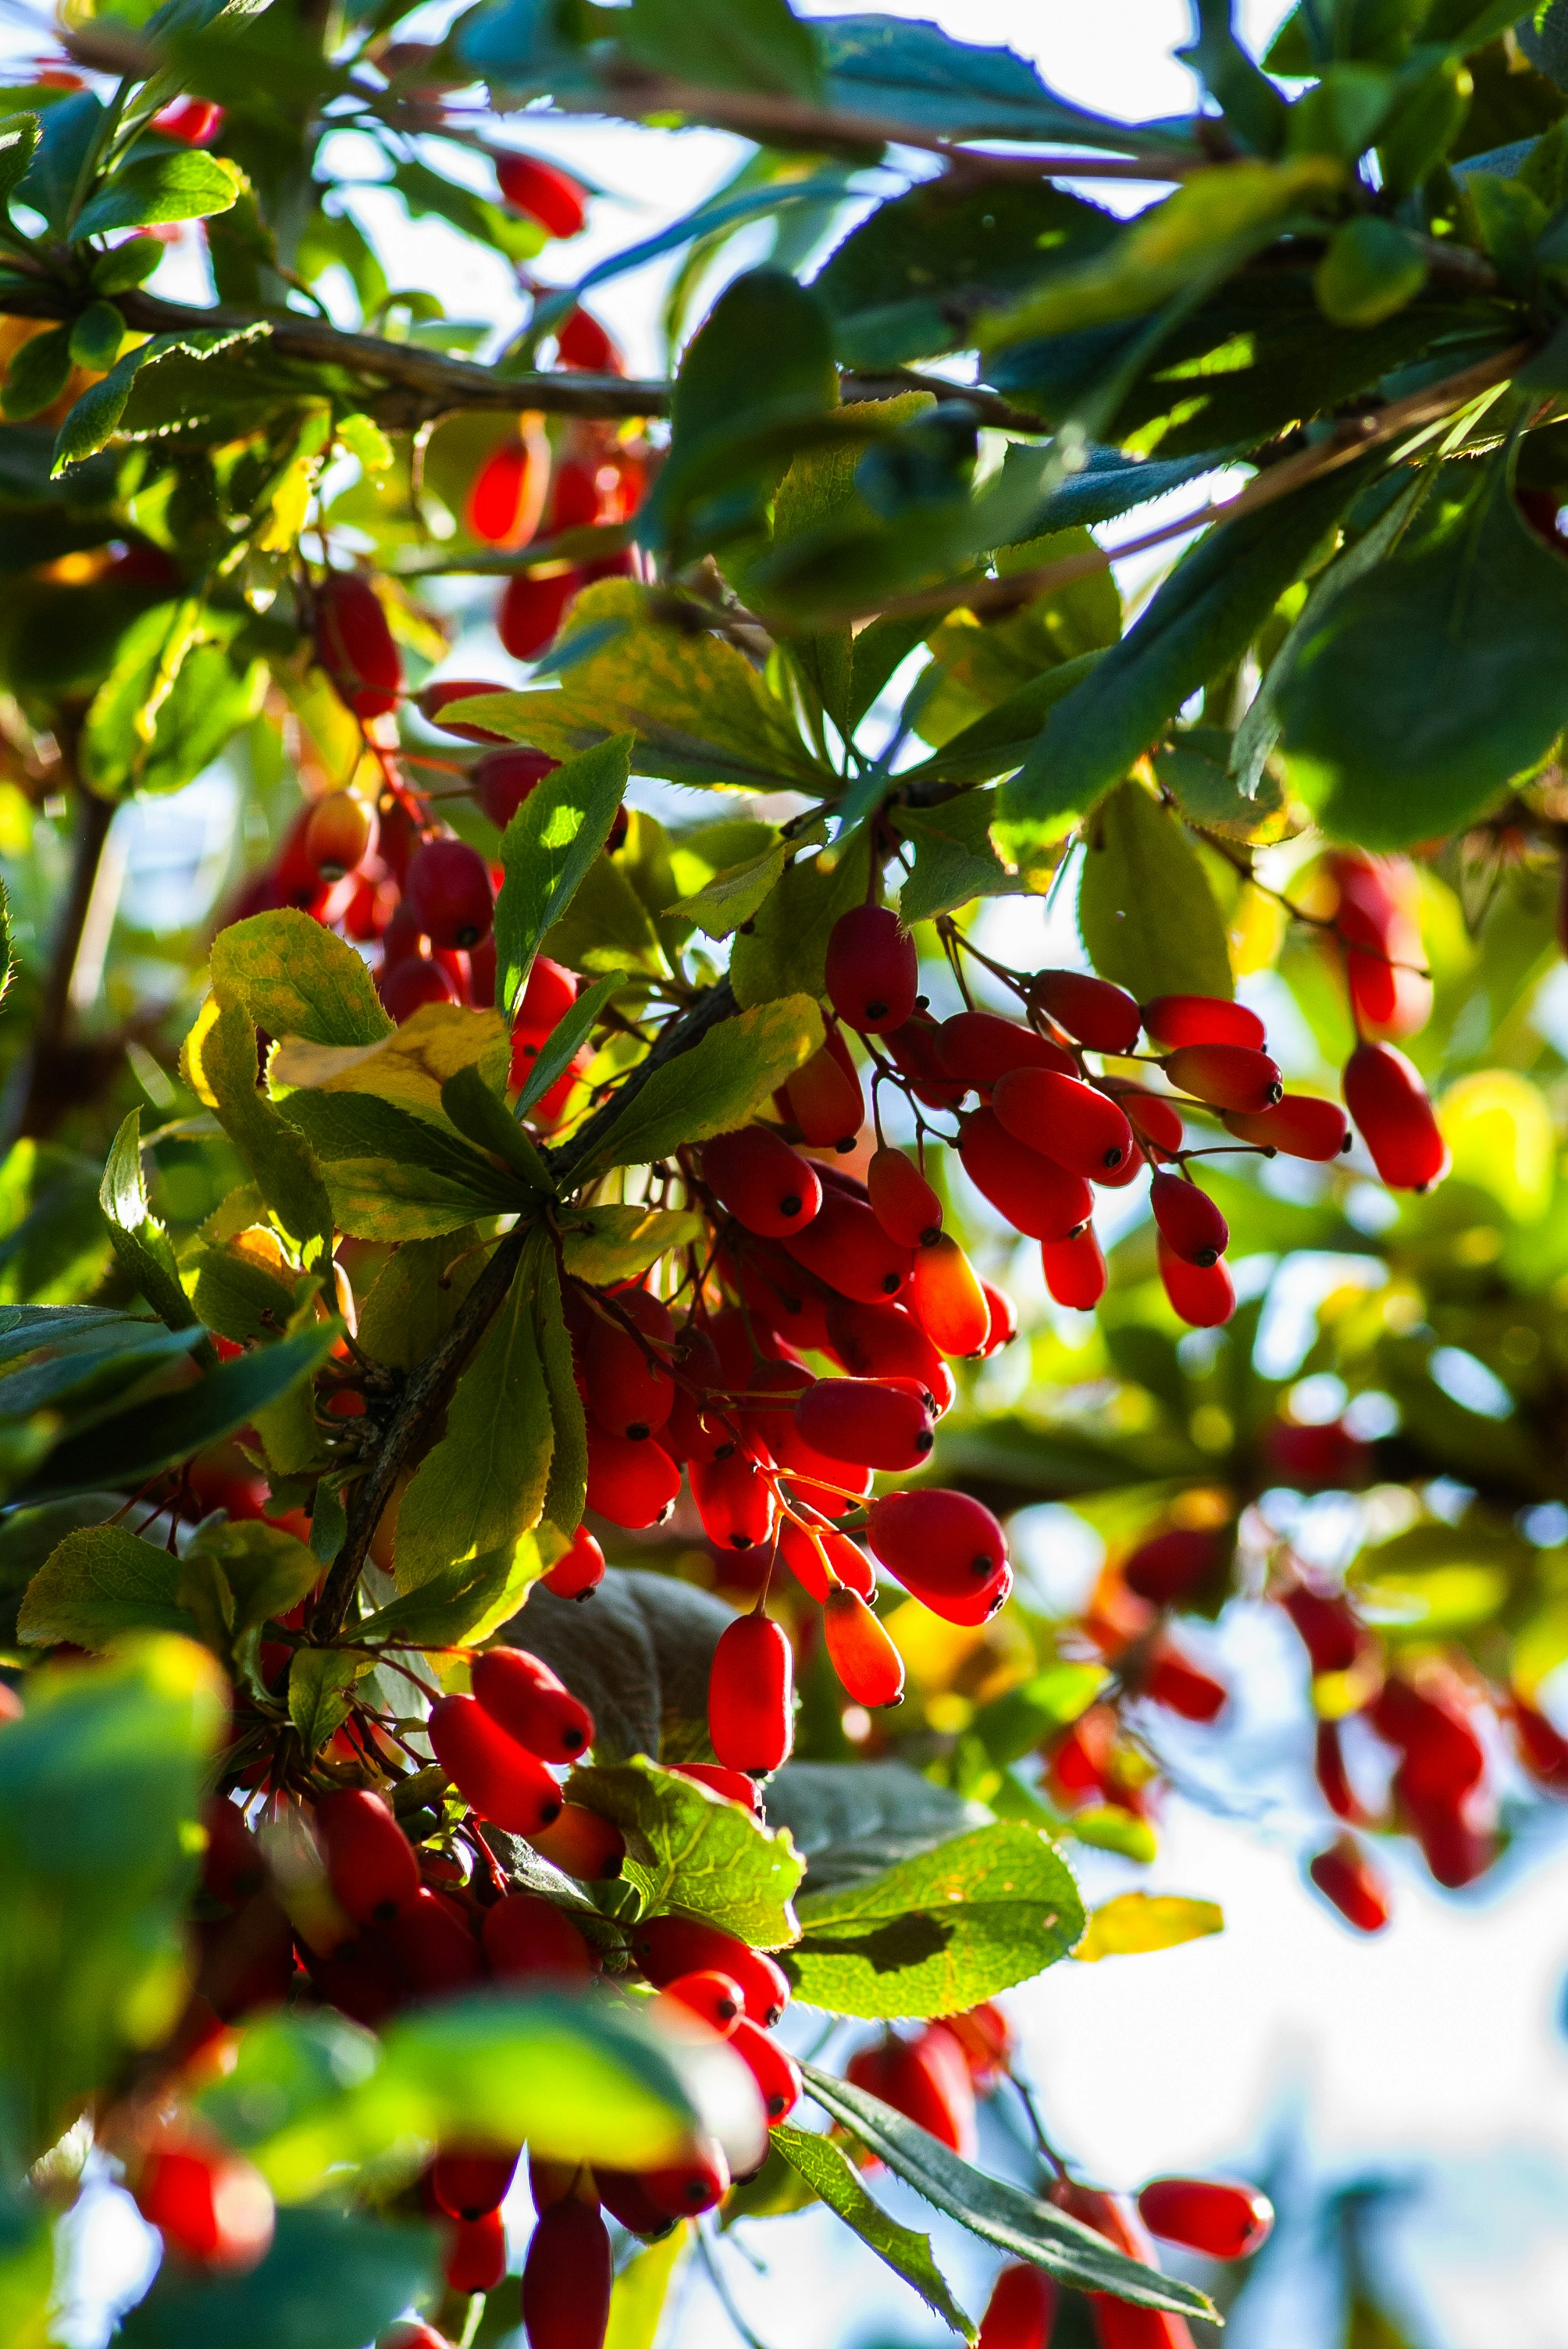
[591,996,823,1171]
[269,1003,508,1125]
[558,1206,704,1286]
[211,909,391,1050]
[1074,1892,1224,1961]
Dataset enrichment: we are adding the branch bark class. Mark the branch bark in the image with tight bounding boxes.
[311,975,737,1640]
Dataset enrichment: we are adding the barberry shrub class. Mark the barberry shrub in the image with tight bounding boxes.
[1,3,1567,2344]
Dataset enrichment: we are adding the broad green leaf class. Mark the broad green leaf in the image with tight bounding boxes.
[968,1664,1110,1771]
[772,2125,975,2341]
[119,2206,437,2349]
[184,997,334,1259]
[98,1110,198,1335]
[393,1250,553,1586]
[902,653,1103,793]
[1155,727,1285,837]
[14,1324,336,1506]
[0,328,71,424]
[0,1637,225,2158]
[1279,454,1568,846]
[817,14,1167,144]
[518,970,626,1114]
[0,1495,120,1647]
[0,1142,113,1306]
[730,840,870,1007]
[73,151,242,241]
[569,1755,804,1946]
[1067,1805,1160,1863]
[447,580,828,790]
[1077,781,1234,1000]
[802,2066,1215,2316]
[1315,214,1428,323]
[559,1205,705,1286]
[492,736,634,1017]
[78,601,268,797]
[604,2224,689,2349]
[591,996,824,1169]
[189,1242,302,1345]
[893,790,1025,921]
[512,1567,736,1765]
[193,1519,320,1638]
[1074,1892,1224,1960]
[276,1089,530,1241]
[288,1648,359,1753]
[18,1527,193,1651]
[782,1822,1083,2019]
[625,0,823,99]
[212,908,392,1050]
[13,90,101,233]
[269,1001,507,1124]
[0,1321,199,1424]
[764,1761,989,1892]
[52,322,270,475]
[356,1231,485,1371]
[673,836,793,938]
[534,1248,588,1538]
[0,115,41,214]
[440,1066,554,1190]
[996,462,1367,864]
[356,1535,546,1649]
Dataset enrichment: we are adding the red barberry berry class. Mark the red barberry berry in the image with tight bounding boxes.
[472,1646,593,1763]
[483,1891,597,1980]
[703,1126,822,1239]
[909,1232,991,1357]
[1139,995,1264,1050]
[865,1488,1010,1626]
[313,1788,420,1927]
[429,1695,563,1834]
[1308,1833,1391,1932]
[406,838,494,951]
[825,906,919,1035]
[1149,1171,1228,1267]
[631,1916,788,2026]
[1342,1041,1448,1190]
[992,1068,1134,1180]
[1161,1043,1282,1114]
[823,1585,906,1707]
[867,1145,942,1248]
[1040,1227,1107,1311]
[1031,970,1140,1053]
[541,1525,605,1599]
[496,151,587,237]
[314,572,402,719]
[1136,2176,1274,2260]
[708,1611,794,1772]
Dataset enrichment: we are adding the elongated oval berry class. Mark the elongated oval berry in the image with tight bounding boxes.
[960,1108,1095,1242]
[496,151,588,237]
[593,2169,672,2239]
[1221,1094,1350,1160]
[935,1011,1074,1089]
[499,568,578,660]
[472,1645,593,1762]
[1144,1641,1226,1721]
[305,790,376,881]
[1088,2301,1195,2349]
[584,1425,680,1527]
[1343,1041,1448,1190]
[517,954,576,1031]
[382,1885,485,1996]
[483,1890,597,1980]
[690,1449,777,1551]
[910,1232,991,1357]
[1136,2176,1274,2261]
[729,2015,802,2123]
[136,2145,274,2271]
[868,1146,942,1248]
[643,2141,730,2217]
[1370,1674,1484,1802]
[1281,1585,1364,1674]
[866,1488,1010,1626]
[1040,1226,1107,1311]
[384,955,456,1025]
[583,1292,674,1441]
[528,1802,625,1880]
[1315,1719,1360,1821]
[633,1916,788,2026]
[668,1763,758,1810]
[825,906,919,1034]
[407,838,494,950]
[1031,970,1140,1053]
[201,1797,266,1908]
[465,436,541,544]
[1161,1043,1281,1114]
[1122,1528,1222,1606]
[313,1788,420,1927]
[474,747,561,830]
[709,1611,794,1772]
[661,1969,746,2035]
[1509,1696,1568,1791]
[154,95,224,144]
[419,676,512,744]
[779,1517,877,1602]
[314,572,401,718]
[1156,1238,1234,1329]
[431,2147,519,2222]
[794,1377,933,1471]
[824,1586,905,1707]
[979,1281,1017,1355]
[429,1694,563,1834]
[783,1027,864,1150]
[978,2262,1057,2349]
[1329,850,1431,1040]
[521,2196,612,2349]
[1107,1085,1185,1155]
[1149,1171,1228,1267]
[704,1127,821,1239]
[557,306,622,372]
[992,1068,1134,1181]
[1140,995,1264,1050]
[541,1525,604,1599]
[1309,1833,1390,1932]
[846,2024,976,2156]
[825,1296,954,1413]
[783,1186,914,1305]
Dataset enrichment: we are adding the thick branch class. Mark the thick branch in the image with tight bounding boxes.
[312,975,736,1640]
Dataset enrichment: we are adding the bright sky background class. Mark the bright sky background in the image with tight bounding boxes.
[14,2,1568,2344]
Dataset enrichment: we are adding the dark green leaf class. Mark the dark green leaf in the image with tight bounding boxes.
[590,995,823,1169]
[277,1091,529,1240]
[625,0,824,100]
[440,1065,554,1191]
[492,735,633,1018]
[0,115,40,216]
[98,1110,198,1335]
[516,969,625,1115]
[288,1647,358,1753]
[764,1760,989,1891]
[356,1539,544,1649]
[73,151,242,241]
[0,1494,119,1645]
[730,837,869,1007]
[390,154,543,265]
[772,2124,975,2340]
[534,1246,587,1537]
[1077,780,1233,1000]
[802,2066,1216,2315]
[79,600,268,793]
[0,1322,199,1421]
[0,326,70,424]
[892,790,1024,921]
[509,1564,734,1763]
[14,92,102,233]
[119,2206,439,2349]
[17,1526,194,1650]
[815,15,1172,147]
[899,652,1103,791]
[572,1755,804,1944]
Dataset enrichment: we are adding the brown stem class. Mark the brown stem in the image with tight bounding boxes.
[311,975,738,1641]
[0,781,114,1153]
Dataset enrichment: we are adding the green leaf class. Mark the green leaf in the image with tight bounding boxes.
[518,969,626,1114]
[592,996,822,1171]
[0,115,40,216]
[51,322,270,475]
[119,2207,437,2349]
[570,1756,804,1946]
[78,598,268,797]
[73,151,242,241]
[604,2226,689,2349]
[14,1324,336,1505]
[356,1232,486,1372]
[892,790,1025,922]
[1074,1891,1224,1960]
[558,1205,705,1286]
[802,2066,1215,2317]
[392,1249,553,1587]
[763,1761,989,1892]
[515,1566,736,1763]
[189,1242,301,1346]
[0,1635,226,2158]
[193,1519,320,1638]
[968,1664,1110,1771]
[996,462,1367,864]
[0,1321,198,1426]
[277,1090,529,1242]
[1078,780,1234,1000]
[730,839,870,1007]
[440,1066,554,1191]
[901,653,1104,794]
[1279,452,1568,846]
[0,327,70,424]
[772,2125,975,2340]
[288,1647,359,1754]
[1315,214,1429,323]
[493,735,633,1018]
[98,1110,200,1336]
[446,579,828,790]
[782,1822,1083,2019]
[625,0,823,100]
[68,299,126,372]
[269,1001,508,1123]
[816,16,1164,146]
[0,1494,120,1646]
[0,2180,53,2349]
[17,1526,193,1650]
[212,908,393,1050]
[184,997,333,1258]
[390,154,543,266]
[533,1247,588,1538]
[13,91,101,233]
[356,1537,546,1650]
